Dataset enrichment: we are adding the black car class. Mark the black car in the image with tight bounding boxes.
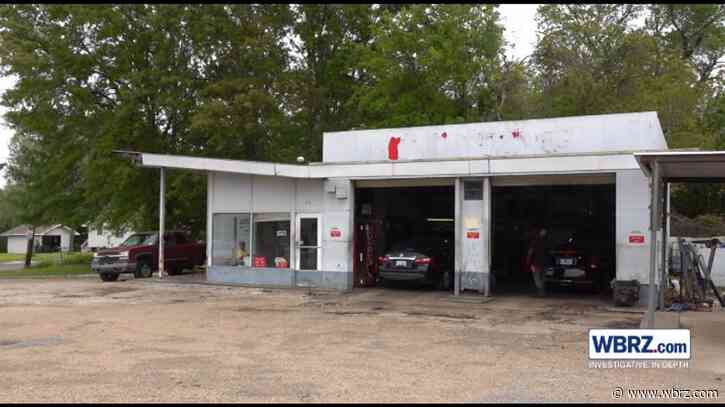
[542,231,611,293]
[377,238,444,287]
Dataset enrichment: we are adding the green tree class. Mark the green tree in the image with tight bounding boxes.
[0,185,20,234]
[649,4,725,84]
[350,4,505,128]
[4,134,57,265]
[285,4,378,161]
[532,4,707,148]
[0,5,294,238]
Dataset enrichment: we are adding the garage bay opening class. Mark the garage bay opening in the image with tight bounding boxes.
[353,181,455,291]
[491,182,616,297]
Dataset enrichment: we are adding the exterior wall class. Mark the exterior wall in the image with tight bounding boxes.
[60,229,72,252]
[206,168,661,299]
[615,169,663,305]
[460,178,492,294]
[323,112,666,163]
[7,236,27,254]
[319,179,354,290]
[206,171,351,290]
[43,226,74,252]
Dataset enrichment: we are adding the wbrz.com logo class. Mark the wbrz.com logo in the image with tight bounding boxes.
[589,329,691,360]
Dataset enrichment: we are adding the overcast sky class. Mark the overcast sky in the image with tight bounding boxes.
[0,4,539,187]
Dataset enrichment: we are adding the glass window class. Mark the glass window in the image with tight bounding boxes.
[120,233,156,247]
[464,180,483,200]
[253,213,291,268]
[212,213,251,267]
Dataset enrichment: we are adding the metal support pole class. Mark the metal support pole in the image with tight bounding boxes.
[158,167,166,279]
[645,161,660,328]
[454,178,462,296]
[659,182,669,310]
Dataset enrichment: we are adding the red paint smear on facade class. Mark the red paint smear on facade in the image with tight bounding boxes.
[388,137,401,160]
[441,132,448,139]
[512,129,521,139]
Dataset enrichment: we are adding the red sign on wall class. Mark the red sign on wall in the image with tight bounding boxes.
[628,235,645,244]
[330,227,342,238]
[253,256,267,268]
[467,231,480,239]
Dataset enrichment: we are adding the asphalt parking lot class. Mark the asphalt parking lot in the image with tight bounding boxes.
[0,277,722,403]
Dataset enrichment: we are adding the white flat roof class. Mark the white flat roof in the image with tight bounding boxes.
[635,151,725,181]
[130,150,653,180]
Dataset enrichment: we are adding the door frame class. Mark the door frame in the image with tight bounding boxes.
[295,213,322,271]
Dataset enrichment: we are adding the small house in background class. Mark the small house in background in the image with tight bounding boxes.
[84,224,135,252]
[0,224,79,254]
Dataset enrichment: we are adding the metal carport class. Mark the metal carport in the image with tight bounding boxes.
[635,151,725,328]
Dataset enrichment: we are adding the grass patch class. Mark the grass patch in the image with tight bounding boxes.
[0,263,92,279]
[0,252,93,267]
[0,253,26,262]
[33,252,93,268]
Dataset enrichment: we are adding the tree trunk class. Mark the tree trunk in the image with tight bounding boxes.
[24,227,35,268]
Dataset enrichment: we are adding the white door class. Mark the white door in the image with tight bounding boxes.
[295,214,321,270]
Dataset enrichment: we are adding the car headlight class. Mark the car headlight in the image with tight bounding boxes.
[119,251,129,261]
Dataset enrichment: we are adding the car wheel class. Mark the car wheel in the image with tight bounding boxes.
[100,273,119,282]
[135,260,153,279]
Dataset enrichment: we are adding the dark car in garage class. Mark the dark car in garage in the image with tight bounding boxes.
[377,238,447,287]
[542,230,612,293]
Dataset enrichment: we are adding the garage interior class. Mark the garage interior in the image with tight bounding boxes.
[491,182,616,297]
[353,182,455,290]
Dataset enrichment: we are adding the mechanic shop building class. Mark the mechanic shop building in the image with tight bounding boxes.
[134,111,670,304]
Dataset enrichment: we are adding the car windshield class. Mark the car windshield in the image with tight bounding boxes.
[120,233,156,247]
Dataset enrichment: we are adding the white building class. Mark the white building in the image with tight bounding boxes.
[1,224,78,254]
[127,111,673,304]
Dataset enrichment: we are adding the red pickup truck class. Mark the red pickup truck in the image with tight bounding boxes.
[91,231,206,282]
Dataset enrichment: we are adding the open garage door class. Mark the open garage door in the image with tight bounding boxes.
[491,182,616,296]
[353,181,455,290]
